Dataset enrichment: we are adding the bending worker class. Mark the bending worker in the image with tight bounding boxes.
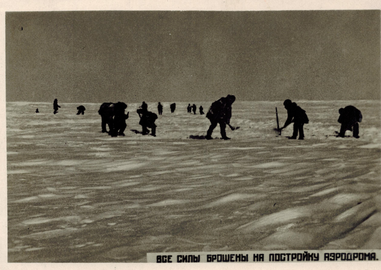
[279,99,309,140]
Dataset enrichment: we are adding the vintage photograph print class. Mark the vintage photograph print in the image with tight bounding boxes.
[6,10,381,263]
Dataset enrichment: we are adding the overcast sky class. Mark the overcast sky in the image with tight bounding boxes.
[6,10,380,103]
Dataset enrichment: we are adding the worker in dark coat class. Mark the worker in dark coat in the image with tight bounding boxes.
[110,102,129,137]
[199,106,204,115]
[279,99,309,140]
[337,105,362,138]
[170,103,176,113]
[53,99,61,114]
[205,95,236,140]
[192,104,197,114]
[98,102,114,133]
[157,102,163,115]
[76,105,86,115]
[137,102,158,136]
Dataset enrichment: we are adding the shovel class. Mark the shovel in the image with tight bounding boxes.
[228,123,240,131]
[274,107,282,135]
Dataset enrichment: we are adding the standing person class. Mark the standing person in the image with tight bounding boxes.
[170,103,176,113]
[157,102,163,115]
[98,102,114,133]
[140,101,148,112]
[53,99,61,114]
[205,94,236,140]
[337,105,362,138]
[110,102,129,137]
[279,99,309,140]
[187,104,192,113]
[137,102,148,134]
[199,106,204,115]
[192,104,197,114]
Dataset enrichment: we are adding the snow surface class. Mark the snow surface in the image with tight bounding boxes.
[7,100,381,262]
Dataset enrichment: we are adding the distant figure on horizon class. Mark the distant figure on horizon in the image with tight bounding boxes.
[53,99,61,114]
[199,106,204,115]
[192,104,197,114]
[157,102,163,115]
[337,105,362,139]
[187,104,192,113]
[137,102,158,136]
[279,99,309,140]
[141,101,148,111]
[205,94,236,140]
[35,108,39,113]
[76,105,86,115]
[170,103,176,113]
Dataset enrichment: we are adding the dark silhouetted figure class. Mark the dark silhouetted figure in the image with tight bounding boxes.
[199,106,204,115]
[110,102,129,137]
[137,102,158,136]
[187,104,192,113]
[76,105,86,115]
[35,108,39,113]
[279,99,309,140]
[170,103,176,113]
[141,101,148,111]
[337,105,362,138]
[98,102,128,135]
[53,99,61,114]
[192,104,197,114]
[206,95,236,140]
[157,102,163,115]
[99,102,114,133]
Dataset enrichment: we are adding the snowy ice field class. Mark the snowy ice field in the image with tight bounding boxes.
[6,100,381,262]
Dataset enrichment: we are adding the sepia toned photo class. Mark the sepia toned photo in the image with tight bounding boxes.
[3,3,381,269]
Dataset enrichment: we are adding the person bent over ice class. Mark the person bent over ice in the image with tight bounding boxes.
[205,94,236,140]
[76,105,86,115]
[279,99,309,140]
[137,102,158,136]
[337,105,362,138]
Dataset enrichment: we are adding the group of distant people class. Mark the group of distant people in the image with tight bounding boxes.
[157,102,177,115]
[97,101,157,137]
[187,104,204,115]
[36,99,86,115]
[48,97,363,140]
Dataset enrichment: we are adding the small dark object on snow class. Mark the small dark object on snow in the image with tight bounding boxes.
[76,105,86,115]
